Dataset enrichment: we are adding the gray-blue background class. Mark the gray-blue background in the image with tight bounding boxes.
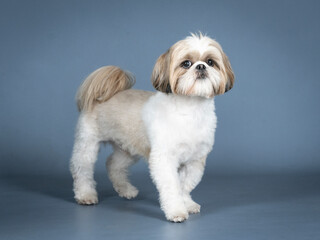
[1,0,319,176]
[1,1,320,239]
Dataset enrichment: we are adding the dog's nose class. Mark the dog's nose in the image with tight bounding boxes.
[196,64,206,70]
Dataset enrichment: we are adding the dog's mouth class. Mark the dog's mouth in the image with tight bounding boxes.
[196,71,208,80]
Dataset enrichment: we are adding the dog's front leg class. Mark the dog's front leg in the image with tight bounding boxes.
[149,151,189,222]
[179,157,206,214]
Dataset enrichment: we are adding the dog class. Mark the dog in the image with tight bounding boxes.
[70,33,234,222]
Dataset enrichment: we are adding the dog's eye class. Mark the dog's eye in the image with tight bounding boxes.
[181,60,192,69]
[207,59,220,69]
[207,59,215,67]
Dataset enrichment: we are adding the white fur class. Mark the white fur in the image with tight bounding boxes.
[142,93,216,221]
[185,34,223,57]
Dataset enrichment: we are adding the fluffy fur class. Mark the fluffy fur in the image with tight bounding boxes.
[70,33,234,222]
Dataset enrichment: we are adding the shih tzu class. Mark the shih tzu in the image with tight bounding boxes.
[70,33,234,222]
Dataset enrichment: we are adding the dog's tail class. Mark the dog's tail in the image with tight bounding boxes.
[76,66,135,112]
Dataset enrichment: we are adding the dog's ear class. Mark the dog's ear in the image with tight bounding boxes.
[222,52,234,93]
[151,50,172,93]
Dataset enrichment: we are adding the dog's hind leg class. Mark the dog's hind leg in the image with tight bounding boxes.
[106,145,139,199]
[70,114,100,205]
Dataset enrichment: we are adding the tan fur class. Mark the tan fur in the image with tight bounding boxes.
[207,41,234,94]
[151,50,172,93]
[180,51,200,64]
[172,67,187,94]
[222,53,234,93]
[94,89,154,158]
[76,66,135,112]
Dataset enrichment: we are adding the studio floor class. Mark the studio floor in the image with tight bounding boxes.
[1,171,319,240]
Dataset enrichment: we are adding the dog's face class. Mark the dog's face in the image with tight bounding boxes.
[151,33,234,98]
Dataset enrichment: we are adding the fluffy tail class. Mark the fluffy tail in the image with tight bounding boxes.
[76,66,135,112]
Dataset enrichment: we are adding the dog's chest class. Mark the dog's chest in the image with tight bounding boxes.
[143,93,217,162]
[166,106,216,162]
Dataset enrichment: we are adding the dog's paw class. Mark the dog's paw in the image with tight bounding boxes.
[75,189,98,205]
[115,184,139,199]
[186,201,201,214]
[183,197,201,214]
[166,211,189,223]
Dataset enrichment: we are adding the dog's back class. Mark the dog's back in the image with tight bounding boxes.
[95,89,154,158]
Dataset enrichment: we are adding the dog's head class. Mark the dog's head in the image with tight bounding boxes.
[151,33,234,98]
